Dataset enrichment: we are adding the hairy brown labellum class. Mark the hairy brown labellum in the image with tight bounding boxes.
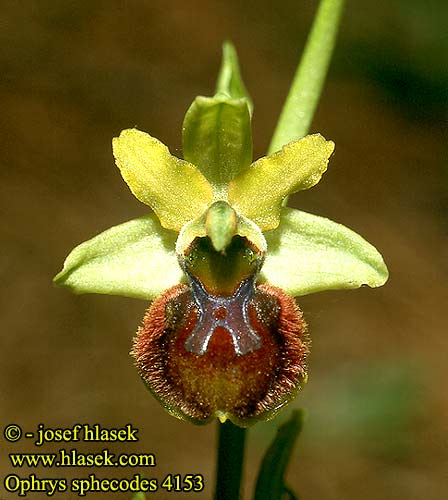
[132,275,309,426]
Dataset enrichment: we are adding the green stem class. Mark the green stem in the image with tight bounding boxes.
[269,0,345,153]
[214,421,246,500]
[213,3,344,498]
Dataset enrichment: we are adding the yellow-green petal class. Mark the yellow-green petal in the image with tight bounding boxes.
[260,208,389,296]
[229,134,334,230]
[113,128,214,231]
[53,214,183,300]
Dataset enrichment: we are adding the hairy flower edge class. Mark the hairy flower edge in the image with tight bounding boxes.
[132,281,309,427]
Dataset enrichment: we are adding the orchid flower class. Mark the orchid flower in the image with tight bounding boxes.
[54,43,388,427]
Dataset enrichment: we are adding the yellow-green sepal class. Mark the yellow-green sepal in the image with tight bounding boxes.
[260,208,389,296]
[53,214,183,300]
[229,134,334,230]
[112,128,214,231]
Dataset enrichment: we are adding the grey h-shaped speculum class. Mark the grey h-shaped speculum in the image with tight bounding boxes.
[184,275,262,356]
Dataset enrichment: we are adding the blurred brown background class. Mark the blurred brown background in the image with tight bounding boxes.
[1,1,447,499]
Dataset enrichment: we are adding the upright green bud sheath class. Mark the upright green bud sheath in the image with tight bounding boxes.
[182,96,252,199]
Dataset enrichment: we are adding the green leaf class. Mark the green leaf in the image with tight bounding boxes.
[182,96,252,197]
[131,494,146,500]
[283,485,299,499]
[54,214,183,300]
[254,410,304,500]
[215,41,253,115]
[229,134,334,230]
[113,128,214,231]
[269,0,345,153]
[260,208,389,296]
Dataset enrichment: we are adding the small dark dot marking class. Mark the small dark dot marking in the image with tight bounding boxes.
[213,306,228,320]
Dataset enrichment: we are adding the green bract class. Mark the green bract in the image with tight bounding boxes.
[54,42,388,301]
